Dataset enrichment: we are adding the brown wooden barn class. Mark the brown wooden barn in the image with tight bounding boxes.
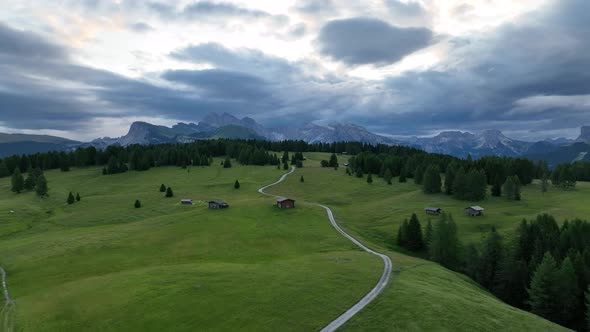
[277,198,295,209]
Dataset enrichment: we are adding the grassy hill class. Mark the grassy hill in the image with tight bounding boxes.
[0,153,577,331]
[0,133,80,157]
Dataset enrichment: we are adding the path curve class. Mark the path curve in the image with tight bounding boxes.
[258,167,392,332]
[1,266,15,332]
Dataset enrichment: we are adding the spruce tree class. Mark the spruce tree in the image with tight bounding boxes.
[405,213,424,251]
[424,220,433,249]
[430,213,460,270]
[0,161,9,178]
[223,157,232,168]
[281,151,289,164]
[24,172,36,191]
[76,192,81,202]
[300,175,304,183]
[528,252,560,322]
[67,192,75,205]
[134,199,141,208]
[367,173,373,184]
[160,184,166,192]
[423,165,442,194]
[541,172,549,195]
[414,165,425,185]
[329,153,338,168]
[35,174,48,197]
[283,162,289,170]
[234,180,240,189]
[444,162,457,195]
[11,168,24,193]
[556,257,580,327]
[397,219,409,247]
[479,227,503,291]
[165,187,174,198]
[452,168,467,200]
[384,168,393,185]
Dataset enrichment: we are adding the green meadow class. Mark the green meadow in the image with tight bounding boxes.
[2,152,584,331]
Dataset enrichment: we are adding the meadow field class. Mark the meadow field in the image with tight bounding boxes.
[1,153,583,331]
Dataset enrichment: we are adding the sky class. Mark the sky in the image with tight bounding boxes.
[0,0,589,141]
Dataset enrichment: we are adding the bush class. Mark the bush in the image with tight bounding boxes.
[134,200,141,208]
[234,180,240,189]
[166,187,174,197]
[160,184,166,192]
[67,192,75,205]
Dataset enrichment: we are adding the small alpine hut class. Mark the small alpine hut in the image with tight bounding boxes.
[465,206,484,217]
[277,198,295,209]
[208,200,229,209]
[425,207,442,215]
[181,199,193,205]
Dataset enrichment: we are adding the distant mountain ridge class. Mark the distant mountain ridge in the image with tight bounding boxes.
[0,113,588,165]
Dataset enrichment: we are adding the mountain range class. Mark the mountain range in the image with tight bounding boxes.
[1,112,589,166]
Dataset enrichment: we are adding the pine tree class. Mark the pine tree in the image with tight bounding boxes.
[300,175,304,183]
[556,257,580,327]
[479,227,503,291]
[399,170,407,183]
[134,199,141,208]
[491,182,502,197]
[397,219,409,247]
[329,153,338,168]
[367,173,373,184]
[384,168,393,185]
[423,165,442,194]
[160,184,166,192]
[67,192,75,205]
[452,168,467,200]
[234,180,240,189]
[35,174,48,197]
[528,252,560,322]
[223,157,232,168]
[541,172,549,195]
[281,151,289,164]
[430,213,460,270]
[24,172,36,190]
[11,168,24,193]
[166,187,174,197]
[405,213,424,251]
[424,220,433,249]
[414,165,425,185]
[0,161,9,178]
[356,167,363,178]
[76,192,81,202]
[283,162,288,170]
[444,162,457,195]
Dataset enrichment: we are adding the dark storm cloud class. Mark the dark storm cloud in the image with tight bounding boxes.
[318,18,433,65]
[0,22,65,59]
[161,69,274,101]
[367,0,590,138]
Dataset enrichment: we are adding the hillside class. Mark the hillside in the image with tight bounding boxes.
[0,133,80,157]
[0,155,575,331]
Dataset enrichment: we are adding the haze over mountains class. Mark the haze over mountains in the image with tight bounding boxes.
[1,112,589,166]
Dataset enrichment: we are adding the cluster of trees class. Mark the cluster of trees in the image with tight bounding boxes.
[67,192,81,205]
[320,154,339,169]
[552,163,578,190]
[159,184,173,197]
[11,167,48,197]
[401,212,590,330]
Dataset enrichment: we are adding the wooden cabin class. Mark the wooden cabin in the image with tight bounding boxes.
[465,206,484,216]
[208,200,229,209]
[277,198,295,209]
[180,199,193,205]
[425,207,442,215]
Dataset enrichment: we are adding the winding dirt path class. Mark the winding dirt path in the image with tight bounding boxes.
[0,266,15,332]
[258,166,392,331]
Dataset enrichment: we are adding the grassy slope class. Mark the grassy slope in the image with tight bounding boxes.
[268,152,575,331]
[0,163,382,331]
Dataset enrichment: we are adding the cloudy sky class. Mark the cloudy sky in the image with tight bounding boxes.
[0,0,589,141]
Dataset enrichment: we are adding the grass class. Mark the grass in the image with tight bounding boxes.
[0,163,381,331]
[267,152,578,331]
[1,152,582,331]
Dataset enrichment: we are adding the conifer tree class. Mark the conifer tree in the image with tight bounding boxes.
[444,162,457,195]
[281,151,289,164]
[397,219,409,247]
[0,161,9,178]
[430,213,460,270]
[300,175,304,183]
[384,168,393,185]
[11,168,24,193]
[67,192,75,205]
[223,157,232,168]
[355,167,363,178]
[160,184,166,192]
[35,174,48,197]
[283,162,288,170]
[76,192,81,202]
[423,165,442,194]
[528,252,559,322]
[135,199,141,208]
[166,187,174,197]
[424,220,433,249]
[556,257,580,326]
[367,173,373,184]
[234,180,240,189]
[414,165,425,185]
[479,227,503,291]
[405,213,424,251]
[24,172,36,190]
[399,170,407,183]
[329,153,339,168]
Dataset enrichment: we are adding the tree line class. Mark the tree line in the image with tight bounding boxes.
[398,212,590,331]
